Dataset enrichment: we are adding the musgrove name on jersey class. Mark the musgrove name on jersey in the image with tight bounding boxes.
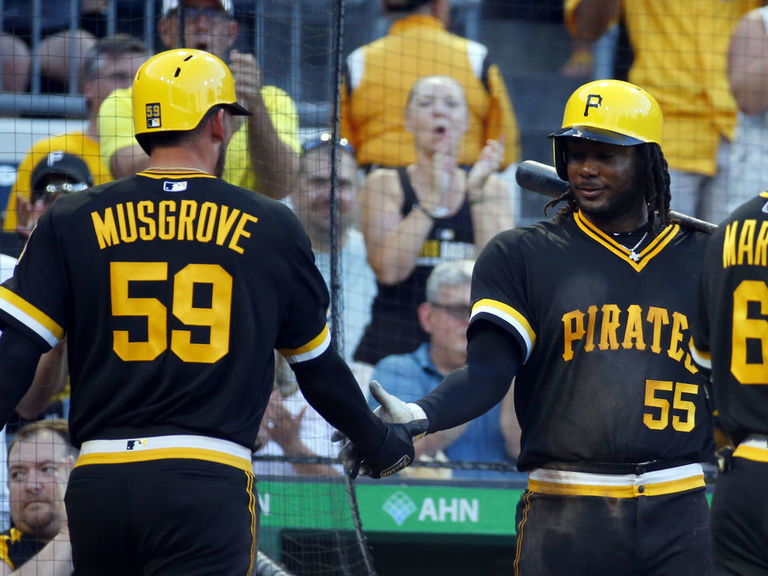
[722,218,768,269]
[90,200,259,253]
[561,304,699,374]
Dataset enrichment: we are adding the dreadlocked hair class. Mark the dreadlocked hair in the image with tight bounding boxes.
[543,189,578,223]
[543,142,671,225]
[636,143,671,226]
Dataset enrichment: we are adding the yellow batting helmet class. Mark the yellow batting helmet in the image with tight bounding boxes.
[549,79,663,180]
[132,49,250,153]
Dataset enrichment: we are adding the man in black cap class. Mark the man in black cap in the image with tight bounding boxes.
[19,152,93,241]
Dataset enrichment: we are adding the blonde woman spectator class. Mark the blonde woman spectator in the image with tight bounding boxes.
[354,75,514,366]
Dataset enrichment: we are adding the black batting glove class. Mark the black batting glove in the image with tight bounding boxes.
[338,420,428,479]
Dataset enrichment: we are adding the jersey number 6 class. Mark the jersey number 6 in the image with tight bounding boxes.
[110,261,232,363]
[732,280,768,385]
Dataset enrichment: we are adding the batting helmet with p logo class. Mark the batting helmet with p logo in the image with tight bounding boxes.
[548,79,663,180]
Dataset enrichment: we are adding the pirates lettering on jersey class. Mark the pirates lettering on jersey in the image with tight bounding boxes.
[90,199,259,254]
[721,218,768,269]
[562,303,699,374]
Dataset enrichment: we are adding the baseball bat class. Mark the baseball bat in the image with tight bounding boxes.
[515,160,717,234]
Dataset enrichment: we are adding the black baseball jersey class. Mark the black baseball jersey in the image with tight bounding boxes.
[690,191,768,445]
[0,528,45,570]
[470,210,715,471]
[0,170,331,449]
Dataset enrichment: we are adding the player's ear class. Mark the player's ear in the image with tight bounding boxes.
[210,108,226,142]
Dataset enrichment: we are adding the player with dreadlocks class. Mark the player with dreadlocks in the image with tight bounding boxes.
[345,79,716,574]
[544,87,672,229]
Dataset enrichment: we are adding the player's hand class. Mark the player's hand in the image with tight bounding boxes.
[330,381,429,440]
[339,420,428,479]
[715,445,734,473]
[229,49,262,111]
[369,381,428,441]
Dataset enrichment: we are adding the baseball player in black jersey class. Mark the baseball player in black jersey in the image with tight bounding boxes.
[0,49,424,576]
[356,79,717,575]
[690,194,768,573]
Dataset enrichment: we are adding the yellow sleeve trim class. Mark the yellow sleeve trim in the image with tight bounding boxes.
[278,324,332,364]
[0,286,64,345]
[689,338,712,370]
[471,298,535,361]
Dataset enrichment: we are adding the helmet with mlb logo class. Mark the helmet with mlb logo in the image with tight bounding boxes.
[132,48,250,154]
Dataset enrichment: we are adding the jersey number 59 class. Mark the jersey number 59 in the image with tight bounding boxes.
[110,261,232,363]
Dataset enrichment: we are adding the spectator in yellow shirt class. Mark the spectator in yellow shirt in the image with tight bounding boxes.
[565,0,762,224]
[340,0,520,170]
[99,0,300,199]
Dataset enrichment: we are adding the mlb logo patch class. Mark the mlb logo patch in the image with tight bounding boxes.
[163,181,188,192]
[146,103,161,129]
[126,439,147,451]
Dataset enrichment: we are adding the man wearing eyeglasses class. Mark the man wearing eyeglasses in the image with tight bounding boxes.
[16,153,93,241]
[368,259,519,479]
[98,0,300,201]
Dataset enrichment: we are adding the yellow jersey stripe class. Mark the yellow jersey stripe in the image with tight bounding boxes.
[279,324,331,364]
[246,471,257,576]
[734,444,768,463]
[528,474,704,498]
[0,286,64,345]
[138,171,216,179]
[75,447,252,473]
[689,338,712,370]
[471,298,536,360]
[513,491,532,576]
[574,211,680,271]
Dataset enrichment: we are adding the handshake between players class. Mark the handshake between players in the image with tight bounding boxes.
[336,381,428,479]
